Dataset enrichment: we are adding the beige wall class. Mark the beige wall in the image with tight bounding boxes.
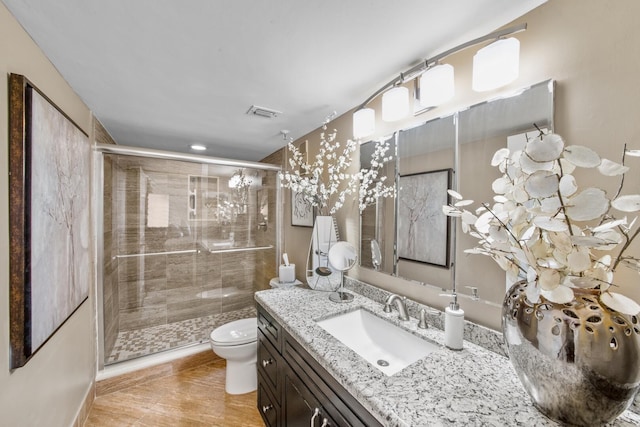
[282,0,640,330]
[0,3,95,426]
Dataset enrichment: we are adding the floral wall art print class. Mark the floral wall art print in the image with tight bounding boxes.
[397,169,451,267]
[8,74,90,368]
[291,190,314,227]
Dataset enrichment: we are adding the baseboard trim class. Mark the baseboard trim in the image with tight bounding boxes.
[73,380,95,427]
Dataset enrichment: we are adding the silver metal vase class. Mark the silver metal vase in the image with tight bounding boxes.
[502,281,640,426]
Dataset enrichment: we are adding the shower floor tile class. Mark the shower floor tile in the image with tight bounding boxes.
[107,306,256,364]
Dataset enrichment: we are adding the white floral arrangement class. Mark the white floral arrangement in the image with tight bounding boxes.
[354,137,395,213]
[443,130,640,314]
[280,125,395,215]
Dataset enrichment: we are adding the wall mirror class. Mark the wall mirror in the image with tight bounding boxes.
[455,79,555,303]
[360,134,396,273]
[395,115,456,289]
[360,114,455,292]
[359,80,555,300]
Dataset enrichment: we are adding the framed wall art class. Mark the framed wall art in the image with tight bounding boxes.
[397,169,452,268]
[291,190,314,227]
[8,74,91,368]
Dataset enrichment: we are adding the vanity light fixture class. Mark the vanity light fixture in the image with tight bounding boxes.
[353,108,375,139]
[190,144,207,151]
[472,37,520,92]
[419,63,455,108]
[381,86,410,122]
[351,23,526,139]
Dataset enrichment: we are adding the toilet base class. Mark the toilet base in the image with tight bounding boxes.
[209,317,258,395]
[225,359,257,394]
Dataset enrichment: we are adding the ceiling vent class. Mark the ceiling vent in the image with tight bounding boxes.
[246,105,282,119]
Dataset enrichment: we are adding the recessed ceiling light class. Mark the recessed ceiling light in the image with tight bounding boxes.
[190,144,206,151]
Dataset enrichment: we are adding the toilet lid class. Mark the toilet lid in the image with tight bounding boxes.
[210,317,257,346]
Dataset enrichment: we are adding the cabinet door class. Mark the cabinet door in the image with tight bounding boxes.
[258,375,280,427]
[258,331,281,398]
[284,370,337,427]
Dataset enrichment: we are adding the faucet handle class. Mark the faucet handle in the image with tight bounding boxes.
[383,302,393,313]
[418,309,428,329]
[466,286,479,301]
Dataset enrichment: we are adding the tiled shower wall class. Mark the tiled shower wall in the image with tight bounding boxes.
[101,153,278,364]
[116,250,263,331]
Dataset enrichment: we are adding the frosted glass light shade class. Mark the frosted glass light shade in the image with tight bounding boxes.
[419,64,455,107]
[472,37,520,92]
[382,86,409,122]
[353,108,375,139]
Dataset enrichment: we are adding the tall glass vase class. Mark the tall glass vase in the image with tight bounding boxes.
[306,215,341,292]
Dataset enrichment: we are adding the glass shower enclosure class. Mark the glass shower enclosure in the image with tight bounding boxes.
[95,145,280,367]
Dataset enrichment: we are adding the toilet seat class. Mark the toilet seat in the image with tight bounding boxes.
[210,317,257,346]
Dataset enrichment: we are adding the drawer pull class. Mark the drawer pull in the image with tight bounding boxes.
[262,358,273,368]
[310,408,320,427]
[321,418,330,427]
[262,404,273,413]
[258,315,273,330]
[259,318,273,329]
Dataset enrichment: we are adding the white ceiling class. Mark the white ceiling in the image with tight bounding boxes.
[3,0,545,161]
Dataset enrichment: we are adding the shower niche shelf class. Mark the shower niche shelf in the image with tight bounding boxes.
[188,175,220,221]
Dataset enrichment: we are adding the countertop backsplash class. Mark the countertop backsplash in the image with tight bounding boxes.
[344,277,508,357]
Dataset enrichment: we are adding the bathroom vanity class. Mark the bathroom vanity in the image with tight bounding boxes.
[255,285,640,426]
[257,303,382,427]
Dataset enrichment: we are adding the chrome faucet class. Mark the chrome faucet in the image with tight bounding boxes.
[383,294,410,321]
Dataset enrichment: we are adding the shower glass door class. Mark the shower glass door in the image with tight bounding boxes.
[98,148,280,366]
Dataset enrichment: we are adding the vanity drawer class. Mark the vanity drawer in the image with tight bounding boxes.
[258,330,282,397]
[258,304,282,352]
[258,371,280,427]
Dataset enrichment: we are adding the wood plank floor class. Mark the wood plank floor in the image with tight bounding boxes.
[84,351,265,427]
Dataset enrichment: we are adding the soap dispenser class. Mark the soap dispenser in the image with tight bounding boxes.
[444,294,464,350]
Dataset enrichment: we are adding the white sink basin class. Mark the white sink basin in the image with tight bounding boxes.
[316,309,440,376]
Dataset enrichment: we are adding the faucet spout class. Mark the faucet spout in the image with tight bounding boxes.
[383,294,410,321]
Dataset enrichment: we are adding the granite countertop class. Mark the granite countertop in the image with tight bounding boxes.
[255,286,640,427]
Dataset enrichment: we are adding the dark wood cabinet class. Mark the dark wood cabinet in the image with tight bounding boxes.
[257,303,383,427]
[258,376,279,427]
[284,367,337,427]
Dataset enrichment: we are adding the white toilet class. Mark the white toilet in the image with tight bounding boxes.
[209,317,258,394]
